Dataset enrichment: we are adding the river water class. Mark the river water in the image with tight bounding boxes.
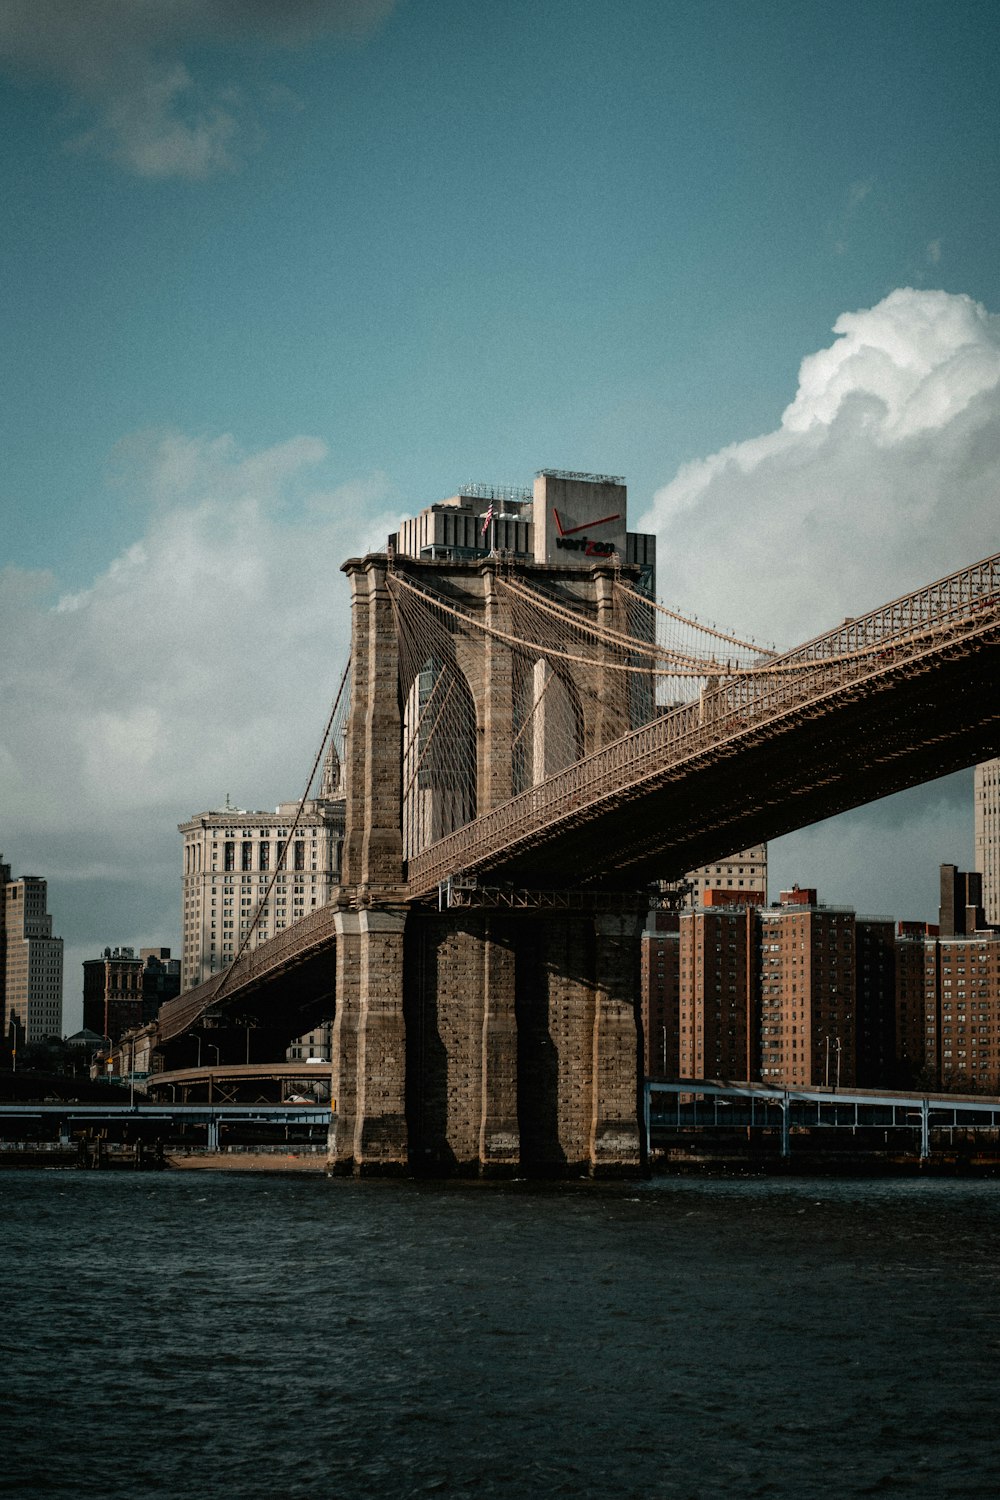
[3,1170,998,1499]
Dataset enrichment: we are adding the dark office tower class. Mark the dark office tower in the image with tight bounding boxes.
[855,917,896,1087]
[894,921,937,1087]
[641,910,680,1077]
[939,864,986,937]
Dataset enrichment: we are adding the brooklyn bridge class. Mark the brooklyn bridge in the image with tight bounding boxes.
[141,472,1000,1175]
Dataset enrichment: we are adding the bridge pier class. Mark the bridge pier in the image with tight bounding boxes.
[329,907,409,1175]
[327,901,645,1178]
[516,909,644,1175]
[591,912,645,1173]
[404,910,520,1175]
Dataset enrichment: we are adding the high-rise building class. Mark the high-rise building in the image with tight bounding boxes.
[641,910,680,1077]
[2,860,63,1046]
[922,929,1000,1092]
[975,759,1000,925]
[677,898,760,1081]
[855,915,896,1087]
[641,880,964,1091]
[178,749,346,992]
[392,470,656,589]
[894,920,938,1087]
[939,862,985,937]
[758,888,856,1088]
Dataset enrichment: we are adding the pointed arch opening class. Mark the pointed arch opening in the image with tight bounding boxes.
[402,654,479,860]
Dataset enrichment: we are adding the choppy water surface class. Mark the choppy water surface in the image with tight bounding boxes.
[3,1170,999,1499]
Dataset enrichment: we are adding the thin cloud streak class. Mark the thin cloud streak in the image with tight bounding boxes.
[0,0,395,177]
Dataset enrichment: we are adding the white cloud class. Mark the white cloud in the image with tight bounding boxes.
[0,0,395,178]
[0,431,400,1024]
[641,288,1000,647]
[640,286,999,917]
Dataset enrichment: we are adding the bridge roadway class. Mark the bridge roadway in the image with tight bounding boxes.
[145,1061,332,1103]
[155,546,1000,1047]
[408,548,1000,893]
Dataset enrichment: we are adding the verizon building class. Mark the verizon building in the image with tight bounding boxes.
[392,469,656,592]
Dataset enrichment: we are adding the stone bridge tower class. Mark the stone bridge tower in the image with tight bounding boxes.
[329,472,657,1176]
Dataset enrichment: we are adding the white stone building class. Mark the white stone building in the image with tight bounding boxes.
[975,758,1000,925]
[684,845,768,905]
[178,750,345,993]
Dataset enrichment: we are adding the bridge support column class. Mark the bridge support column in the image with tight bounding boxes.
[479,915,520,1173]
[516,910,643,1176]
[405,911,519,1175]
[329,906,408,1175]
[517,914,595,1174]
[590,912,644,1174]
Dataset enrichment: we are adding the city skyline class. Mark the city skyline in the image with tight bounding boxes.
[1,2,998,1025]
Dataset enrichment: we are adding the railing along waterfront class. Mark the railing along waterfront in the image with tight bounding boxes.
[407,549,1000,895]
[645,1079,1000,1159]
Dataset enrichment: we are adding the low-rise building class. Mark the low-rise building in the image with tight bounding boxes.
[82,947,181,1043]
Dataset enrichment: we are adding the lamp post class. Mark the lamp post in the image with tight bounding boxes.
[208,1043,220,1067]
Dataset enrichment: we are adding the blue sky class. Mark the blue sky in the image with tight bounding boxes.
[1,0,998,1026]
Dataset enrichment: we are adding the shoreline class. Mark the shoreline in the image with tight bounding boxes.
[165,1150,327,1172]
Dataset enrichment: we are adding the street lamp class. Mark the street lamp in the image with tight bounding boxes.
[208,1043,220,1067]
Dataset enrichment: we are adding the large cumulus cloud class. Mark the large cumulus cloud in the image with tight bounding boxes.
[640,288,1000,917]
[641,288,1000,648]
